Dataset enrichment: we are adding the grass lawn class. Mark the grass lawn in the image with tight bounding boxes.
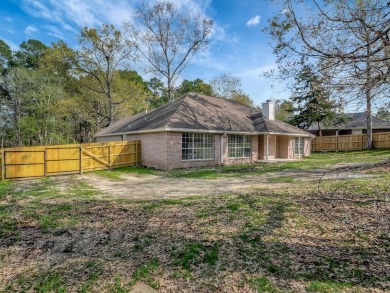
[95,149,390,180]
[0,150,389,292]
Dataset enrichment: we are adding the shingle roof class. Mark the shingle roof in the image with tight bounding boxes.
[95,93,312,137]
[307,112,390,130]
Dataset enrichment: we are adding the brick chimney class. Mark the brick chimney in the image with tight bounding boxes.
[262,100,275,120]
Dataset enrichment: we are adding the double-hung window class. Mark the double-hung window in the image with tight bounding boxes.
[182,133,214,160]
[228,135,252,158]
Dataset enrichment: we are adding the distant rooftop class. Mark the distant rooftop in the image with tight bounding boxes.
[307,112,390,130]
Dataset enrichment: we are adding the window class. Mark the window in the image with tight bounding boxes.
[294,137,305,157]
[182,133,214,160]
[228,135,252,158]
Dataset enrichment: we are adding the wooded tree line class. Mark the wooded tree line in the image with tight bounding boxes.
[0,1,254,148]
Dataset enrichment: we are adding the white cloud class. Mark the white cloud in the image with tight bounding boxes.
[21,0,134,32]
[280,8,290,15]
[246,15,261,27]
[24,25,38,35]
[0,28,15,34]
[44,25,66,38]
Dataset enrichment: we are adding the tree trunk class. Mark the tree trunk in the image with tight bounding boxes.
[167,74,173,102]
[366,92,373,149]
[317,121,322,137]
[108,93,113,126]
[365,33,373,150]
[14,97,22,147]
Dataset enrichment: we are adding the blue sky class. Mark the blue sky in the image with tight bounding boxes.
[0,0,288,106]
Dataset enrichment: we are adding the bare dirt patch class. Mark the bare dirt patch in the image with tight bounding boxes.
[49,169,328,200]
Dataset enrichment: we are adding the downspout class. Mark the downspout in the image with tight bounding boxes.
[220,133,227,165]
[266,134,269,163]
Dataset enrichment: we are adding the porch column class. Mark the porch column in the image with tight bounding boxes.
[266,134,269,163]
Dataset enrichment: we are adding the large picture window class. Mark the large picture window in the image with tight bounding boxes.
[182,133,214,160]
[228,135,252,158]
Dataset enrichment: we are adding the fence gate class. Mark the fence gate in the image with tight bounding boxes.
[0,141,141,180]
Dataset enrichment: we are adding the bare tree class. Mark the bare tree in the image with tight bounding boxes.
[77,24,134,126]
[1,67,31,146]
[125,1,213,101]
[265,0,390,148]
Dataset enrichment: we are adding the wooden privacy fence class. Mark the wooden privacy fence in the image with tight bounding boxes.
[0,140,141,181]
[311,132,390,152]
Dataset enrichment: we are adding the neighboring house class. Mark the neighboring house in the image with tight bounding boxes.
[306,113,390,136]
[95,93,313,170]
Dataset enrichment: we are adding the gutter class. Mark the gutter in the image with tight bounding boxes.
[95,127,314,138]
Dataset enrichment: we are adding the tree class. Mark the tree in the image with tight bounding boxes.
[1,67,67,146]
[377,102,390,121]
[289,65,340,136]
[147,77,169,108]
[231,92,254,107]
[275,99,294,122]
[1,67,32,146]
[14,39,47,69]
[176,78,213,97]
[39,41,78,79]
[210,73,254,106]
[77,24,134,126]
[264,0,389,148]
[125,1,213,101]
[210,73,241,99]
[0,40,12,73]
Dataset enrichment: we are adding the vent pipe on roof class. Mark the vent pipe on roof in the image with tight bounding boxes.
[262,100,275,120]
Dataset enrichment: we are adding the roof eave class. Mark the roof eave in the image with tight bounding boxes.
[95,127,314,138]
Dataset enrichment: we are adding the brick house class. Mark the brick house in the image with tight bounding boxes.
[95,93,313,170]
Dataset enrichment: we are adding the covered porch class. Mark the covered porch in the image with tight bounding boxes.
[257,134,311,162]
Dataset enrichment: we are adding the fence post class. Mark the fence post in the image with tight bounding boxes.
[108,144,111,170]
[44,148,47,177]
[79,145,83,174]
[336,135,338,152]
[1,150,4,182]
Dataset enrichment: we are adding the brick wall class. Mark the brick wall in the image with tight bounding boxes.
[277,136,290,159]
[125,132,169,170]
[258,135,264,160]
[99,132,261,170]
